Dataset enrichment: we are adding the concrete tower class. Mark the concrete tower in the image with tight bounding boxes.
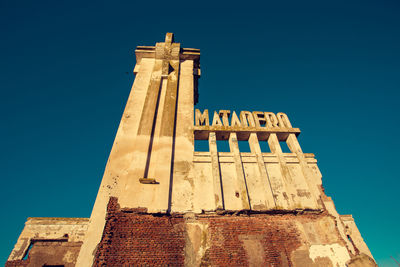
[7,33,376,267]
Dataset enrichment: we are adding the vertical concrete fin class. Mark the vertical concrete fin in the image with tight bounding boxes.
[170,59,197,212]
[248,133,276,209]
[209,132,224,210]
[286,134,322,209]
[267,133,292,209]
[229,132,251,210]
[76,34,200,266]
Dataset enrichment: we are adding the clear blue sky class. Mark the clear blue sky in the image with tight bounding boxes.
[1,0,399,265]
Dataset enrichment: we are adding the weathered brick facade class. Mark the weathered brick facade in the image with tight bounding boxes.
[6,217,88,266]
[202,215,302,266]
[93,197,354,266]
[6,241,83,267]
[94,197,186,266]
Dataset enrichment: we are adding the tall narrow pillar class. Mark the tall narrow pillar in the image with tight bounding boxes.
[286,133,323,209]
[248,133,276,209]
[267,133,293,209]
[76,33,200,266]
[209,132,224,209]
[229,133,251,210]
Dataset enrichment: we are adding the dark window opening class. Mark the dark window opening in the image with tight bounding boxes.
[194,139,209,152]
[216,139,230,152]
[259,140,271,153]
[279,141,291,153]
[238,140,251,152]
[22,242,33,260]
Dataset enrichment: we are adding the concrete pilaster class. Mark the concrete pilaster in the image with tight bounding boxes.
[76,57,157,266]
[229,133,251,210]
[267,133,293,209]
[170,60,197,212]
[286,133,323,209]
[209,132,224,210]
[268,133,316,210]
[248,133,276,210]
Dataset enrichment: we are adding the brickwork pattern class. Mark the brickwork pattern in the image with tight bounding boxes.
[94,198,341,266]
[94,197,186,266]
[5,259,29,267]
[201,215,303,266]
[6,241,82,267]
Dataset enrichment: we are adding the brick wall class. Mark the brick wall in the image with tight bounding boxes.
[94,197,186,266]
[200,215,302,266]
[5,259,28,267]
[93,198,341,266]
[6,241,82,267]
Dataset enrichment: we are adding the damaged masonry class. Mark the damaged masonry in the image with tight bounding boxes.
[7,33,376,267]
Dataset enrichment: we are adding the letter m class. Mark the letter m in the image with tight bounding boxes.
[195,109,209,126]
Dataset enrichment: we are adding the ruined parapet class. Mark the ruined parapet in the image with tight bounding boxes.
[341,214,375,259]
[6,217,88,266]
